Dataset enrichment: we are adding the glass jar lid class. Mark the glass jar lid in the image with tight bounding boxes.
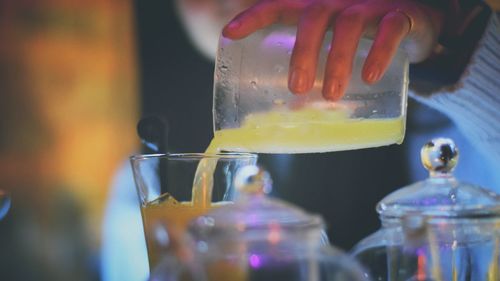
[377,138,500,219]
[189,165,323,240]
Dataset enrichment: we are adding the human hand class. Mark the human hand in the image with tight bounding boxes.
[223,0,445,100]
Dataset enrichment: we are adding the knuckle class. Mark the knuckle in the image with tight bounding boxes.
[338,5,366,23]
[282,0,307,9]
[267,0,283,11]
[330,52,350,64]
[306,1,331,14]
[298,5,328,28]
[252,12,267,26]
[325,72,343,84]
[372,37,397,55]
[292,43,312,58]
[383,11,407,26]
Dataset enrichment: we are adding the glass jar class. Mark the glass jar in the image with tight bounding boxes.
[352,138,500,281]
[149,166,368,281]
[212,25,409,153]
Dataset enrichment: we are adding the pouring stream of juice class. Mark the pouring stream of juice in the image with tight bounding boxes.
[174,106,405,279]
[143,106,404,270]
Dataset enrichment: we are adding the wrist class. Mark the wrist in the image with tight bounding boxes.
[417,0,487,44]
[409,2,492,95]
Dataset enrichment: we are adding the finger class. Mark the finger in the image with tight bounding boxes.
[362,10,411,84]
[222,0,282,39]
[323,5,373,101]
[289,3,332,94]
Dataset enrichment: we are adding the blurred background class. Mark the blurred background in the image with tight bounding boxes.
[0,0,497,281]
[0,0,137,280]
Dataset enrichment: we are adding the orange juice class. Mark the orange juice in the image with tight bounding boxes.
[208,108,405,153]
[142,107,404,275]
[141,193,231,270]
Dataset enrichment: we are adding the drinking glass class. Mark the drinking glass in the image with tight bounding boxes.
[130,153,257,271]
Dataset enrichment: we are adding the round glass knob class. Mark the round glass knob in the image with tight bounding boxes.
[234,165,272,196]
[420,138,459,175]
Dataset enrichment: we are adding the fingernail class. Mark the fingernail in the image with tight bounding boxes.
[366,66,381,83]
[227,20,241,31]
[289,68,309,94]
[324,80,340,101]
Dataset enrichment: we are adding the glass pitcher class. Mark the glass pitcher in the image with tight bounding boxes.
[212,24,409,153]
[351,138,500,281]
[149,165,369,281]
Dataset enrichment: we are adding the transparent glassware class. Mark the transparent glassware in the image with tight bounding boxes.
[351,138,500,281]
[213,24,409,153]
[424,216,500,281]
[149,166,369,281]
[130,153,257,271]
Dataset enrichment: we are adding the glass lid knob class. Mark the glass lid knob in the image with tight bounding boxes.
[420,138,459,175]
[234,165,273,196]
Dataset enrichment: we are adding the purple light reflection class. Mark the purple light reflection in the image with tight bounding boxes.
[408,195,454,207]
[248,213,258,225]
[262,33,295,50]
[249,254,262,268]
